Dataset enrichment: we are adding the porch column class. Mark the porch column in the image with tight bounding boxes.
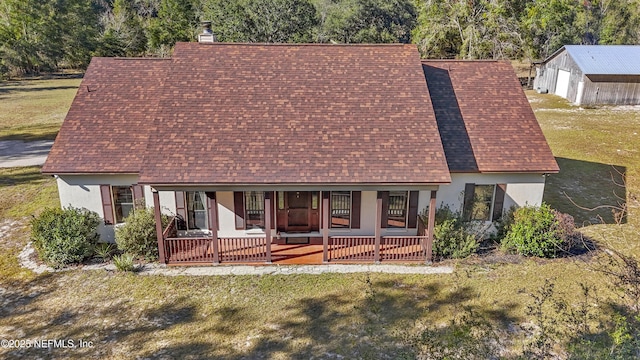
[374,197,382,263]
[152,189,166,264]
[426,190,437,263]
[206,192,219,264]
[265,194,272,263]
[322,193,329,263]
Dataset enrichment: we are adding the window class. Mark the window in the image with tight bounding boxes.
[186,191,208,230]
[463,184,506,222]
[387,191,408,228]
[331,191,351,228]
[112,186,133,223]
[245,191,265,229]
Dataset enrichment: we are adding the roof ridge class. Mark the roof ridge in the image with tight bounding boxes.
[176,41,413,48]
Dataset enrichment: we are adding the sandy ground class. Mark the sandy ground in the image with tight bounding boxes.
[0,140,53,168]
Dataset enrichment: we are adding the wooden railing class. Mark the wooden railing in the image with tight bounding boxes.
[328,236,376,261]
[162,216,178,239]
[417,216,433,262]
[380,236,427,261]
[218,237,267,263]
[165,237,215,263]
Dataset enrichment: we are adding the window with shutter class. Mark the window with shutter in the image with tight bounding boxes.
[463,184,501,222]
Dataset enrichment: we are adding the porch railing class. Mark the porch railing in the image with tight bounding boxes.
[328,236,376,261]
[165,237,215,263]
[380,236,427,261]
[218,237,267,263]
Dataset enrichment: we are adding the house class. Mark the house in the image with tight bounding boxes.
[534,45,640,105]
[42,40,558,265]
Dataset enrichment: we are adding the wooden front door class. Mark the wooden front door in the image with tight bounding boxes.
[287,191,311,232]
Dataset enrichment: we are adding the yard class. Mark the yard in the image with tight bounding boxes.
[0,79,639,358]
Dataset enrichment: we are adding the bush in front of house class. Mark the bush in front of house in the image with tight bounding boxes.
[31,207,100,268]
[429,206,480,260]
[113,253,136,272]
[501,203,577,258]
[115,207,168,261]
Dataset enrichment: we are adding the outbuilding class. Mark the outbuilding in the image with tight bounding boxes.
[534,45,640,105]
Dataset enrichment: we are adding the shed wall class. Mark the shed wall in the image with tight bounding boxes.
[534,49,584,103]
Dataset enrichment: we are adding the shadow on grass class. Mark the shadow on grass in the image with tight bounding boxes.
[0,166,48,187]
[238,277,519,359]
[0,85,79,96]
[0,123,60,141]
[543,157,627,226]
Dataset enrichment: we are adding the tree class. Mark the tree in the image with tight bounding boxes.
[246,0,318,43]
[202,0,253,42]
[148,0,197,54]
[521,0,581,60]
[412,0,524,59]
[0,0,98,74]
[319,0,416,44]
[96,0,147,57]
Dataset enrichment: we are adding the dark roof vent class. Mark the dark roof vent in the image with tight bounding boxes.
[198,21,216,43]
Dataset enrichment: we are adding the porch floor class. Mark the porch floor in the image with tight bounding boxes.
[166,243,426,266]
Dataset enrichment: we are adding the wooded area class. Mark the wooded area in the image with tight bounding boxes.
[1,0,639,76]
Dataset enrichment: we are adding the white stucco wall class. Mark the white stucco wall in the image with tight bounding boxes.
[56,172,547,241]
[432,173,547,215]
[57,174,140,242]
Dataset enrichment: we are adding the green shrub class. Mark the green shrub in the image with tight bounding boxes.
[31,207,100,268]
[94,243,116,262]
[501,204,577,258]
[427,207,480,260]
[115,207,168,261]
[113,253,136,272]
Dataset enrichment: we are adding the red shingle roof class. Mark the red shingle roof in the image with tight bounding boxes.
[422,60,559,173]
[42,57,170,174]
[138,43,450,185]
[43,44,558,185]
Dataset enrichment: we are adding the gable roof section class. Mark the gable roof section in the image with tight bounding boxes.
[422,60,559,173]
[42,57,170,174]
[138,43,451,185]
[545,45,640,75]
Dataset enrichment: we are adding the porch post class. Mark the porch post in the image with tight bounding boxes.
[322,192,329,263]
[265,194,272,263]
[206,192,219,264]
[152,189,166,264]
[374,197,382,263]
[426,190,437,263]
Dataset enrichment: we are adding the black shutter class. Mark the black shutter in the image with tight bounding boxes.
[351,191,361,229]
[234,192,245,230]
[407,191,419,228]
[100,185,114,225]
[462,183,475,221]
[492,184,507,221]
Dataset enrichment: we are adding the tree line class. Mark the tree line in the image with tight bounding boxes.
[1,0,639,76]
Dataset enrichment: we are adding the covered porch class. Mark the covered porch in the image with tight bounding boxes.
[152,189,437,265]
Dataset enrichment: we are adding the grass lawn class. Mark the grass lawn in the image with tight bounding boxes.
[0,77,81,141]
[0,80,638,358]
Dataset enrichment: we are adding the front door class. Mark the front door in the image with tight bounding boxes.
[287,191,311,232]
